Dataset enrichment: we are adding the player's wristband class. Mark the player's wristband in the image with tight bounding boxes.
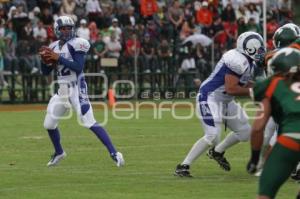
[250,149,260,165]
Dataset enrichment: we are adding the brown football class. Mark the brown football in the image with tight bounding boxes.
[39,46,56,65]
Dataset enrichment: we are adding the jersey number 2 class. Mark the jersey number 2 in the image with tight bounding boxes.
[61,66,71,76]
[291,82,300,100]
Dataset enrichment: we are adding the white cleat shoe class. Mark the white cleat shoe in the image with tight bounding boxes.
[47,151,67,167]
[112,152,125,167]
[254,169,262,177]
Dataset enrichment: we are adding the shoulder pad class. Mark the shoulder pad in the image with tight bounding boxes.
[68,38,90,53]
[223,49,249,75]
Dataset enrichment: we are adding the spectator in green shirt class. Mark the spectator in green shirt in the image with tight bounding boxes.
[92,33,108,73]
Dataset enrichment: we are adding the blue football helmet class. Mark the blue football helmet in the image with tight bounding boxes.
[54,16,75,41]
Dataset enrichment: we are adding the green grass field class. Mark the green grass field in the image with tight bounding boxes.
[0,103,298,199]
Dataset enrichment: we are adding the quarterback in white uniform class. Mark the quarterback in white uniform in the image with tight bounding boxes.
[40,16,124,167]
[175,32,265,177]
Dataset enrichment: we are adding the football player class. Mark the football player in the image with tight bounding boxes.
[254,25,299,176]
[39,16,125,167]
[175,32,265,177]
[247,47,300,199]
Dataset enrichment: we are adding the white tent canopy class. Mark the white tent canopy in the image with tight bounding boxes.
[182,33,213,47]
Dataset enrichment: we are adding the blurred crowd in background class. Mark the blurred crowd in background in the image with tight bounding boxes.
[0,0,295,99]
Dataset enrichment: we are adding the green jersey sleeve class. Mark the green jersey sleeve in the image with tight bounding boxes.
[293,38,300,45]
[253,78,272,102]
[289,38,300,50]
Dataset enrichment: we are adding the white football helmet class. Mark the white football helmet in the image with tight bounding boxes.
[236,31,265,62]
[282,23,300,36]
[54,16,75,41]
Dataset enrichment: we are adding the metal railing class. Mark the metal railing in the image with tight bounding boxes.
[0,57,209,104]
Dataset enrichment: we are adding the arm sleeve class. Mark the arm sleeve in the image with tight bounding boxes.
[253,78,272,102]
[41,63,53,76]
[58,51,86,74]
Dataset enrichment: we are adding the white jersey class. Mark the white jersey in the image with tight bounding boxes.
[44,37,96,129]
[49,37,90,83]
[199,49,255,102]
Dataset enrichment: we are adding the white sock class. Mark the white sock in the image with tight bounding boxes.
[296,162,300,170]
[182,137,210,165]
[256,144,268,169]
[215,132,239,153]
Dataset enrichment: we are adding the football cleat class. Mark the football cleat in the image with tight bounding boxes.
[47,151,67,167]
[253,160,264,177]
[254,168,262,177]
[111,152,125,167]
[207,147,231,171]
[174,164,192,177]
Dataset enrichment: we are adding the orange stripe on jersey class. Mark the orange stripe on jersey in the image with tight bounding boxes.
[265,77,284,100]
[277,135,300,151]
[289,43,300,50]
[265,51,276,64]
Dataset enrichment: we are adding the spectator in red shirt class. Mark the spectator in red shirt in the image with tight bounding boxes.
[140,0,158,25]
[125,33,141,57]
[88,21,99,44]
[266,17,279,50]
[267,17,279,39]
[209,16,227,50]
[196,1,213,28]
[124,33,141,75]
[46,24,55,43]
[223,20,238,49]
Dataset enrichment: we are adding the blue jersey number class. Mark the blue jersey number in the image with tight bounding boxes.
[57,66,71,76]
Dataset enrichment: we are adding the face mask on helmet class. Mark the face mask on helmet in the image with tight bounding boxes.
[268,47,300,73]
[54,16,75,41]
[273,27,298,49]
[237,31,266,62]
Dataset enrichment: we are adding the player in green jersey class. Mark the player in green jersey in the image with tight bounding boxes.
[247,47,300,199]
[253,25,299,177]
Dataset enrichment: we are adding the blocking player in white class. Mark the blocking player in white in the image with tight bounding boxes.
[175,32,265,177]
[39,16,124,167]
